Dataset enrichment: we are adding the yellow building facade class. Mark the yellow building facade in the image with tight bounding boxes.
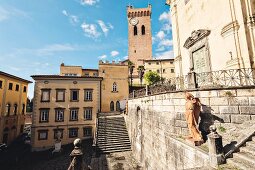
[99,61,129,112]
[144,59,175,80]
[0,71,31,144]
[31,62,129,150]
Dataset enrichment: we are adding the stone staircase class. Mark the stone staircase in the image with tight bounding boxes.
[96,115,131,154]
[226,135,255,170]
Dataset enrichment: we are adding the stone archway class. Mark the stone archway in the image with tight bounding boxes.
[110,101,114,112]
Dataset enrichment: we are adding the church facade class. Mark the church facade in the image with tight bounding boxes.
[166,0,255,77]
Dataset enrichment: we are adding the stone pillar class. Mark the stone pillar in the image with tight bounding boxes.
[68,138,84,170]
[207,126,225,168]
[187,71,197,89]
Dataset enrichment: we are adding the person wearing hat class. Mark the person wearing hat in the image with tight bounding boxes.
[185,92,203,145]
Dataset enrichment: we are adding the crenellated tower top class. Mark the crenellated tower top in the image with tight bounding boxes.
[127,4,152,18]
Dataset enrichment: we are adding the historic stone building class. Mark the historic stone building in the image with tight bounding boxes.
[144,58,175,80]
[0,71,31,144]
[166,0,255,76]
[127,5,153,85]
[31,62,128,150]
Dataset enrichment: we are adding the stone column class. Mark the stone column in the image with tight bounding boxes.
[207,126,225,168]
[187,71,197,89]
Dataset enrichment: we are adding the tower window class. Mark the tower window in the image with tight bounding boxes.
[112,82,117,92]
[134,50,136,53]
[142,25,145,35]
[134,26,137,36]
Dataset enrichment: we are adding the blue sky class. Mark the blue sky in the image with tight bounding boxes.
[0,0,173,98]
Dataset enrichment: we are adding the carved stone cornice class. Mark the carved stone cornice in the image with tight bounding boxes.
[183,29,211,49]
[221,20,240,37]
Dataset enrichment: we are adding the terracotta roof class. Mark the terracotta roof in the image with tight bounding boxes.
[31,75,103,80]
[0,71,32,83]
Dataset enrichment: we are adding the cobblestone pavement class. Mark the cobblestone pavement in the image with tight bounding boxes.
[91,151,142,170]
[1,139,93,170]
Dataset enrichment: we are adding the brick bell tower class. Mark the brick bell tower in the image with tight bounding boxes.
[127,4,152,72]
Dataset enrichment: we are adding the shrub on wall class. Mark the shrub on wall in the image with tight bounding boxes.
[144,71,161,85]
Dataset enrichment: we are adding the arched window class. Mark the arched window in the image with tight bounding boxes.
[110,101,114,111]
[141,11,143,16]
[138,11,140,17]
[112,82,117,92]
[141,25,145,35]
[14,104,18,115]
[116,101,120,111]
[147,11,150,16]
[134,26,137,36]
[6,104,11,116]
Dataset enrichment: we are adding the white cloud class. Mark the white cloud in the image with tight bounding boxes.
[62,10,79,25]
[81,22,101,38]
[156,31,165,40]
[97,20,113,36]
[155,50,174,59]
[36,44,76,56]
[0,6,29,22]
[159,11,171,21]
[123,56,128,60]
[111,50,119,57]
[98,54,107,59]
[159,39,173,47]
[80,0,99,6]
[62,10,68,16]
[70,15,79,24]
[159,10,172,32]
[156,46,165,52]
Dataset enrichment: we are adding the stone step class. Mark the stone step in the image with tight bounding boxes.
[97,137,130,141]
[98,132,127,135]
[98,123,126,127]
[97,140,130,145]
[240,146,255,156]
[98,127,127,130]
[98,135,130,139]
[227,157,254,170]
[98,145,131,151]
[246,141,255,148]
[97,137,130,142]
[98,117,124,121]
[97,130,128,134]
[233,152,255,165]
[98,143,131,148]
[98,148,131,154]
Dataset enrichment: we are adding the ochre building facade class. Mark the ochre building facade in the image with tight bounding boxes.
[144,59,175,80]
[31,62,128,150]
[0,71,31,144]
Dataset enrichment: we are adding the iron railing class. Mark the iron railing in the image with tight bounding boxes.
[129,68,255,99]
[196,68,255,88]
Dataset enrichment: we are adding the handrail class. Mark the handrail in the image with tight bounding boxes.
[67,157,76,170]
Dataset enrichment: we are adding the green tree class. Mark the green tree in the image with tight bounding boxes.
[144,71,161,85]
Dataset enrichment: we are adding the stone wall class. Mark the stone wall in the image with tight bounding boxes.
[125,88,255,169]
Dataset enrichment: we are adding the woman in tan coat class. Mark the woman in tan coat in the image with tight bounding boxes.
[185,92,203,143]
